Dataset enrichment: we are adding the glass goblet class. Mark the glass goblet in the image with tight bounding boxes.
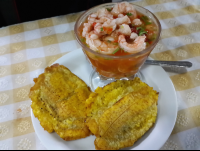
[74,3,161,91]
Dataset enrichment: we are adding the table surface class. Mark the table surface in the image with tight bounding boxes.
[0,0,200,150]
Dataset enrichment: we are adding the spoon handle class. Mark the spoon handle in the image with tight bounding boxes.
[144,60,193,68]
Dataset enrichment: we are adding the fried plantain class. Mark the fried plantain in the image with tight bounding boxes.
[86,77,159,150]
[30,64,91,140]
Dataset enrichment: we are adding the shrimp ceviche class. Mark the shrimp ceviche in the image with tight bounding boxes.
[76,1,160,79]
[79,2,158,56]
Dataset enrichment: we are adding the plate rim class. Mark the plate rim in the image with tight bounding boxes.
[31,48,178,150]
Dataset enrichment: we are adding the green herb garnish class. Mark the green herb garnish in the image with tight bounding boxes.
[121,48,128,53]
[81,37,86,42]
[136,27,143,31]
[149,34,157,41]
[141,16,152,25]
[126,12,133,16]
[112,48,120,54]
[85,44,90,47]
[101,27,103,31]
[95,55,100,58]
[141,16,148,21]
[146,22,152,25]
[104,58,112,60]
[107,40,111,43]
[139,31,147,36]
[113,42,118,45]
[136,27,147,36]
[106,8,112,12]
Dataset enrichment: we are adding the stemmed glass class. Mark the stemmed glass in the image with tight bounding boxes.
[74,3,161,91]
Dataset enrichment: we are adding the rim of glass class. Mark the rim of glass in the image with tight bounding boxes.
[74,2,162,59]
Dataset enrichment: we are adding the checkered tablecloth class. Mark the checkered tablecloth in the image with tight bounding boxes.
[0,0,199,150]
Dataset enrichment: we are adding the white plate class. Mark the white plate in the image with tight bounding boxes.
[31,48,177,150]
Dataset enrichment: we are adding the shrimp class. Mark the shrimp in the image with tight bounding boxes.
[99,16,111,23]
[111,2,137,19]
[118,14,124,18]
[87,39,102,52]
[132,19,142,26]
[88,39,119,54]
[111,30,120,39]
[117,24,131,36]
[94,23,104,34]
[88,9,113,24]
[82,22,93,37]
[96,8,113,19]
[85,31,101,51]
[118,35,146,53]
[98,42,119,54]
[103,19,117,33]
[130,32,138,40]
[88,13,98,23]
[86,31,119,54]
[86,31,99,40]
[103,36,115,42]
[94,19,116,35]
[115,15,131,25]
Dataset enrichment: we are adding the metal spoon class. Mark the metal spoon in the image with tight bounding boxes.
[144,60,192,68]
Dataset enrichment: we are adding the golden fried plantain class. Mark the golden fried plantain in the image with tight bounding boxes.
[86,77,158,150]
[30,64,91,140]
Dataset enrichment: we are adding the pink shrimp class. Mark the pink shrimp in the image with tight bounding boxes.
[103,19,117,33]
[99,16,111,23]
[118,35,146,53]
[94,19,117,35]
[94,23,104,34]
[83,13,110,37]
[96,8,113,19]
[118,14,124,18]
[115,15,131,25]
[111,2,137,19]
[85,31,119,54]
[130,32,138,40]
[132,19,142,26]
[85,31,101,51]
[117,24,131,36]
[88,13,99,23]
[82,22,93,37]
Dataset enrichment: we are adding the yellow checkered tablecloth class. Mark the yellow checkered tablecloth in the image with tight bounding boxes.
[0,0,199,150]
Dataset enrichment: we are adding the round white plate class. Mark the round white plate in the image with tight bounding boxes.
[31,48,177,150]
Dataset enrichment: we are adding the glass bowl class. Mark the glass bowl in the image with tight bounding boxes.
[74,2,161,88]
